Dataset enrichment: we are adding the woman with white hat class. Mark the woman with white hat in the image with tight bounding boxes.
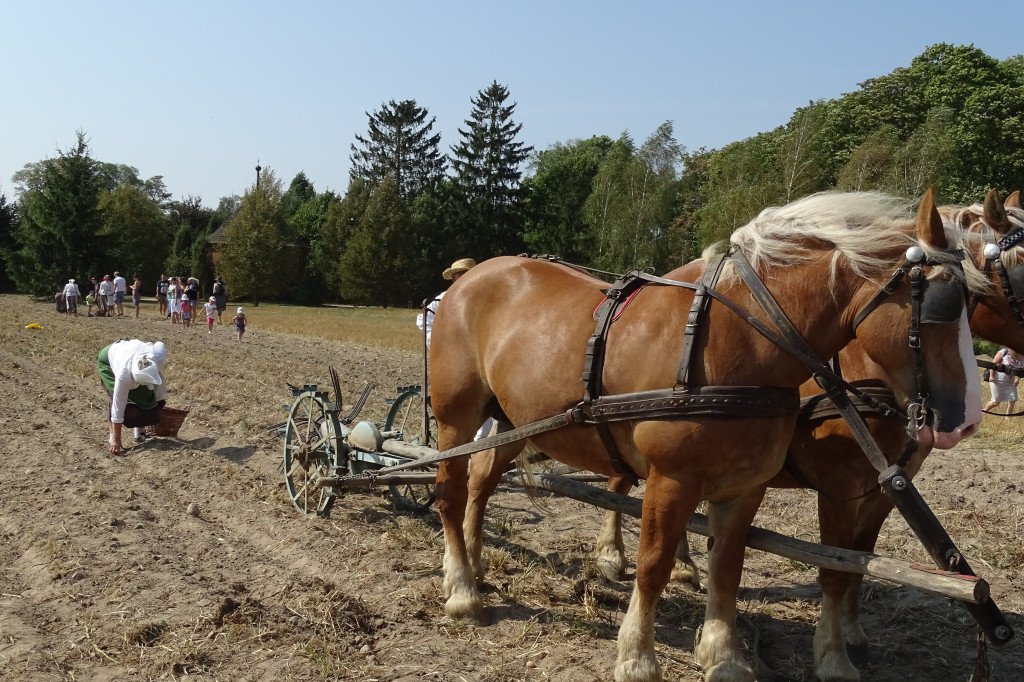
[97,339,168,454]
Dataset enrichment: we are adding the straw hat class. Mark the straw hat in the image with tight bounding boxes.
[443,258,477,280]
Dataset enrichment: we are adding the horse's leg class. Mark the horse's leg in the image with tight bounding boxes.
[595,476,631,580]
[813,493,863,682]
[464,438,521,584]
[693,489,767,682]
[436,438,483,621]
[615,470,698,682]
[671,531,701,590]
[839,491,897,661]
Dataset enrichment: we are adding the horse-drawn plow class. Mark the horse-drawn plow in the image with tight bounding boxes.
[272,190,1024,681]
[273,367,1011,673]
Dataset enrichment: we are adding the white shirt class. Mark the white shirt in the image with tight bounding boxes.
[113,276,127,293]
[63,282,80,298]
[416,291,445,348]
[106,340,167,423]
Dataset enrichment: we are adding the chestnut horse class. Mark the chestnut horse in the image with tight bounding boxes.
[590,190,1019,681]
[429,189,980,681]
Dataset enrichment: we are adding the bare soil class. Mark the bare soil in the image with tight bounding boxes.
[1,296,1021,681]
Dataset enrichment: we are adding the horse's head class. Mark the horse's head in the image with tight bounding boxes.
[850,188,981,449]
[950,188,1024,354]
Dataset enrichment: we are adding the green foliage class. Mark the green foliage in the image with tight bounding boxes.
[218,167,292,305]
[582,123,684,273]
[8,131,106,296]
[289,189,341,304]
[449,81,534,259]
[523,136,614,263]
[350,100,446,200]
[97,185,170,287]
[338,176,419,306]
[0,192,17,291]
[282,172,316,221]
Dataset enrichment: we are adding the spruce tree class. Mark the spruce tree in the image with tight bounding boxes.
[349,100,446,200]
[449,81,534,258]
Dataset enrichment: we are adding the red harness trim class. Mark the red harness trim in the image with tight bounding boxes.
[593,285,646,323]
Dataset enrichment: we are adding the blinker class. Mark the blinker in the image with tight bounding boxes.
[919,278,965,324]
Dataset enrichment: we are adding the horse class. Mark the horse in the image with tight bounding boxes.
[589,189,1022,681]
[428,188,981,681]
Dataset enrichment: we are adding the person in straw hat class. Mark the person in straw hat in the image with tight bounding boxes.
[417,258,476,348]
[416,257,493,439]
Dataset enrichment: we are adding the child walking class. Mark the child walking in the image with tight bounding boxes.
[180,295,192,328]
[131,274,143,318]
[204,297,217,333]
[231,306,246,343]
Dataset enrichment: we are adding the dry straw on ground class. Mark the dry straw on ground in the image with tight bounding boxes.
[0,294,1021,681]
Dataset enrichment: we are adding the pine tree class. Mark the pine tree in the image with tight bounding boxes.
[349,100,446,200]
[449,81,534,258]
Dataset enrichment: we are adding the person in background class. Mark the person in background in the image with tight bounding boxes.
[416,257,493,440]
[63,279,81,317]
[156,274,170,317]
[180,294,192,328]
[168,277,181,324]
[185,277,199,312]
[232,306,246,343]
[85,289,97,317]
[984,347,1024,415]
[204,296,217,333]
[131,274,143,318]
[97,339,167,454]
[113,271,127,316]
[212,276,227,324]
[99,275,114,317]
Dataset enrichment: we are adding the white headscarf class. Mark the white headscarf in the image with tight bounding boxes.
[130,341,166,386]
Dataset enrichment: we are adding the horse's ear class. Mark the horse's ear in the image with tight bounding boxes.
[915,186,947,248]
[984,188,1013,235]
[1004,190,1022,211]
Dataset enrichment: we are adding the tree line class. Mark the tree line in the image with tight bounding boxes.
[3,46,1024,305]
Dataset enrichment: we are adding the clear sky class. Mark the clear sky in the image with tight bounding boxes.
[2,1,1022,205]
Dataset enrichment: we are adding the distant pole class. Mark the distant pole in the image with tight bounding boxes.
[255,162,262,189]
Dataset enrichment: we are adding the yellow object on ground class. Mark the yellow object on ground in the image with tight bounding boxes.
[25,323,42,329]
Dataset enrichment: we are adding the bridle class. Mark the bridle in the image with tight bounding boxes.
[968,225,1024,325]
[850,244,968,434]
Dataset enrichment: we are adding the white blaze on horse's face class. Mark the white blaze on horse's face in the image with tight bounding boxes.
[919,307,983,450]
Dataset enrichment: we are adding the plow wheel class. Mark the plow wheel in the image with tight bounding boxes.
[283,390,341,516]
[384,387,437,512]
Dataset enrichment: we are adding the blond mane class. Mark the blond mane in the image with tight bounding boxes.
[703,191,984,294]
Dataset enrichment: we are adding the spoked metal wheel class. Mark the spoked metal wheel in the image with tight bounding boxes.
[283,390,341,516]
[384,388,437,512]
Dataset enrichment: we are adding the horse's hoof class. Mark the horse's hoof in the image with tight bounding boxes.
[597,557,626,581]
[670,561,701,591]
[614,657,662,682]
[705,659,754,682]
[846,642,871,666]
[444,591,483,621]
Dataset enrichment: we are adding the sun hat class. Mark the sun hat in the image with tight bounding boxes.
[182,295,189,301]
[68,278,75,284]
[237,307,244,313]
[443,257,477,280]
[209,296,216,302]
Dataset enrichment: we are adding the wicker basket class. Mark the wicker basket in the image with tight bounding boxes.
[146,405,190,438]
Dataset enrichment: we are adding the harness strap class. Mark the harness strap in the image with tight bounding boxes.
[676,253,728,387]
[582,274,650,484]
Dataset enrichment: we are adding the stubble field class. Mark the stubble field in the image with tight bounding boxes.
[0,294,1021,681]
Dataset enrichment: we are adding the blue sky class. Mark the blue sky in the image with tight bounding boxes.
[2,1,1022,205]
